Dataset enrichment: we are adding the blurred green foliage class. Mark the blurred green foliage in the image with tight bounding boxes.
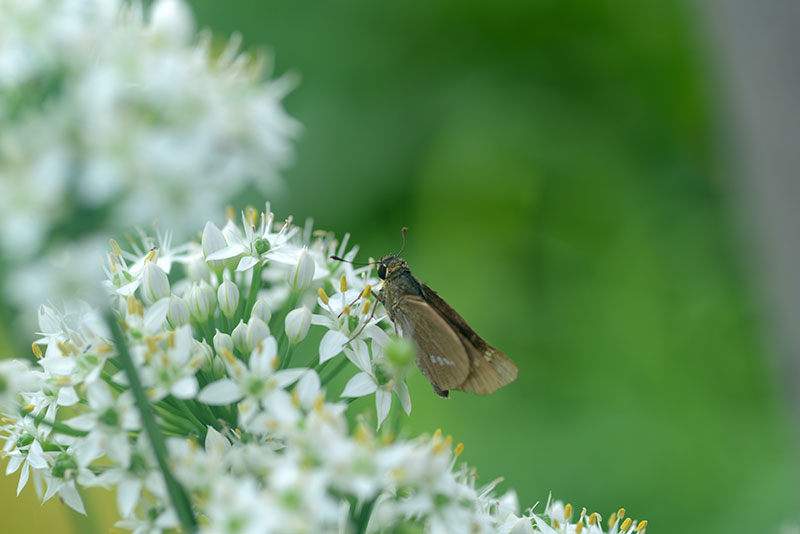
[2,0,798,532]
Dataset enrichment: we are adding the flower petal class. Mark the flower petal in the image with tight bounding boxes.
[117,477,142,518]
[170,376,198,399]
[341,372,377,398]
[319,330,349,364]
[197,379,243,405]
[376,389,392,429]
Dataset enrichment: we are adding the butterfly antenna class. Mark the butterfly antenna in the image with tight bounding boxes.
[396,227,408,256]
[330,255,374,266]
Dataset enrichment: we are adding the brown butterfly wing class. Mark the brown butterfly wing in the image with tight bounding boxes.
[392,295,470,396]
[419,282,518,395]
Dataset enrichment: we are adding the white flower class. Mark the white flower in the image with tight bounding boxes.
[141,262,171,305]
[250,296,272,323]
[186,282,216,322]
[217,279,240,318]
[0,0,298,321]
[285,307,312,345]
[206,208,301,274]
[288,248,315,291]
[167,295,190,327]
[65,382,139,466]
[0,359,39,414]
[197,336,304,416]
[246,317,271,352]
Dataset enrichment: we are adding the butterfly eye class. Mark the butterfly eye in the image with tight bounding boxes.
[377,263,387,280]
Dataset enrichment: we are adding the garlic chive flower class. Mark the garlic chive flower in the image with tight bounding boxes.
[0,0,298,323]
[285,306,312,345]
[0,205,642,532]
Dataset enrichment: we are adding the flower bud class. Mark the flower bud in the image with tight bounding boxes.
[231,320,248,353]
[150,0,194,45]
[250,297,271,324]
[213,330,233,356]
[187,282,216,322]
[202,221,227,273]
[285,307,312,345]
[194,340,214,369]
[217,279,239,318]
[288,249,315,291]
[167,296,190,327]
[141,262,170,304]
[246,317,271,352]
[187,256,211,282]
[384,338,416,379]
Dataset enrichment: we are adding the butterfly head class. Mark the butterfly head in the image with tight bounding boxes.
[377,255,408,280]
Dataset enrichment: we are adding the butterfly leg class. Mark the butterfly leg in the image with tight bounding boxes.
[342,292,379,346]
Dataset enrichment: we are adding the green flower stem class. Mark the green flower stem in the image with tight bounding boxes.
[354,497,377,534]
[279,346,295,370]
[321,357,349,386]
[243,262,264,322]
[105,310,197,532]
[176,400,212,433]
[154,405,202,436]
[29,410,88,437]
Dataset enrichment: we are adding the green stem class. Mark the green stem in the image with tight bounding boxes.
[354,497,377,534]
[29,411,88,437]
[105,310,197,532]
[279,346,295,370]
[243,262,264,322]
[321,357,350,386]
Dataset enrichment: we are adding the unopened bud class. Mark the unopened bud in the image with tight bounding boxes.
[285,307,312,345]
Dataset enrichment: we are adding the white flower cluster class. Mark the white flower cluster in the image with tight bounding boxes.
[0,0,298,315]
[0,207,647,533]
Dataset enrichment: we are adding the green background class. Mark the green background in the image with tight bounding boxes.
[3,1,799,532]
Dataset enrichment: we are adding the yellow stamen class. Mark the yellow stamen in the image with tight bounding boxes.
[109,239,123,256]
[221,348,237,366]
[318,288,329,305]
[246,207,258,227]
[433,428,442,441]
[636,520,648,531]
[618,508,626,521]
[565,503,572,520]
[108,254,118,273]
[576,523,584,534]
[145,248,157,263]
[361,300,371,315]
[314,395,324,413]
[31,343,42,359]
[444,435,453,448]
[146,338,159,355]
[226,205,235,221]
[553,519,560,529]
[291,390,300,407]
[167,330,175,349]
[22,404,35,414]
[590,513,601,526]
[608,513,617,528]
[621,518,632,532]
[361,285,371,298]
[127,296,136,315]
[454,443,464,456]
[355,425,369,443]
[54,377,71,386]
[342,305,351,316]
[340,275,347,293]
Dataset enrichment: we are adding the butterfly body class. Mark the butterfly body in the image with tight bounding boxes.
[376,255,518,398]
